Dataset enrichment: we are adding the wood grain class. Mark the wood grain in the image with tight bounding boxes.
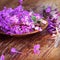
[0,30,60,60]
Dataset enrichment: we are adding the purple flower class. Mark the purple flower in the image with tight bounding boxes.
[10,15,19,24]
[53,14,58,19]
[35,26,42,31]
[0,0,58,35]
[15,5,23,12]
[0,54,5,60]
[19,0,23,4]
[46,7,51,13]
[34,44,40,54]
[11,48,17,53]
[29,11,33,16]
[11,48,21,54]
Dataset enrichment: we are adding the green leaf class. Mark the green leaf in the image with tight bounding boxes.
[32,16,36,23]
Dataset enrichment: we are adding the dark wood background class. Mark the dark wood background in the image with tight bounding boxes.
[0,0,60,60]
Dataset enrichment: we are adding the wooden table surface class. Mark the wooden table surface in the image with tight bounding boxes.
[0,30,60,60]
[0,0,60,60]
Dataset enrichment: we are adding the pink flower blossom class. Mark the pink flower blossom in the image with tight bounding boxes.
[11,48,21,54]
[19,0,23,4]
[0,54,5,60]
[10,15,19,24]
[33,44,40,54]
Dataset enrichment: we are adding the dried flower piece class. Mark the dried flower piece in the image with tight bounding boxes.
[0,54,5,60]
[34,44,40,54]
[40,19,47,24]
[11,48,21,53]
[19,0,23,4]
[46,7,51,13]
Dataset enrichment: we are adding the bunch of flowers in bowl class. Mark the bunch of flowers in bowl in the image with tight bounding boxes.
[0,0,58,36]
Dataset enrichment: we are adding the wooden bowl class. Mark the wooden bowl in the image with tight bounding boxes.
[0,21,48,37]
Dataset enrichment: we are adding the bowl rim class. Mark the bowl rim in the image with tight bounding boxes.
[0,21,48,37]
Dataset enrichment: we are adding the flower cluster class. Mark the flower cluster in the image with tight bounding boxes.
[0,0,58,35]
[0,5,43,35]
[41,6,58,34]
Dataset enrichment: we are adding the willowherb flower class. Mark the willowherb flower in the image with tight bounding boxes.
[46,7,51,13]
[33,44,40,54]
[0,0,58,35]
[19,0,23,4]
[0,54,5,60]
[9,15,19,24]
[11,48,21,54]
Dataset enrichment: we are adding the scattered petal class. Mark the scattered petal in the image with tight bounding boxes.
[11,48,21,53]
[11,48,17,53]
[0,54,5,60]
[34,44,40,54]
